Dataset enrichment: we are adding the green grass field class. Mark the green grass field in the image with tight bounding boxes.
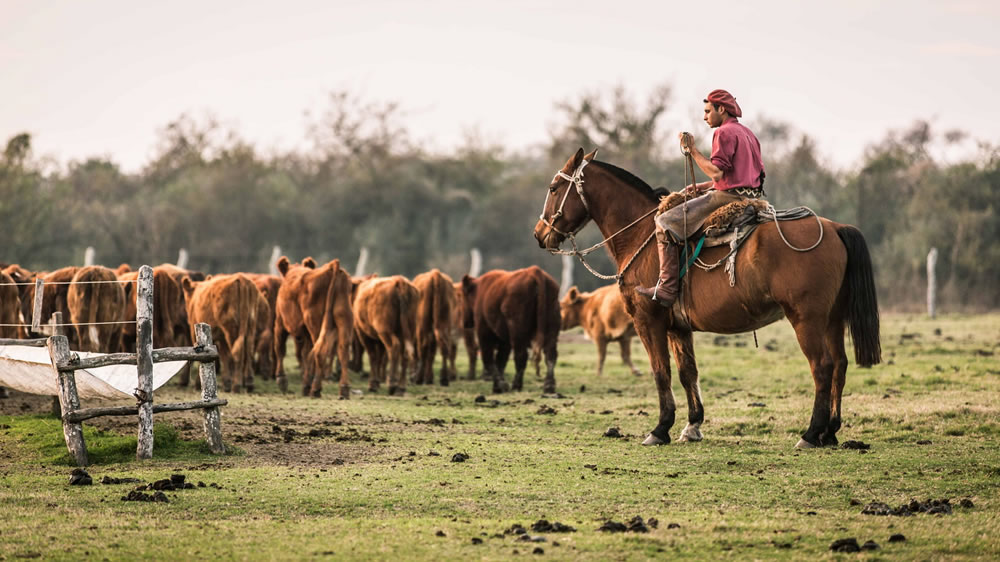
[2,313,998,560]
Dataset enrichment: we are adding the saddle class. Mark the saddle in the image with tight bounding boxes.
[656,192,771,248]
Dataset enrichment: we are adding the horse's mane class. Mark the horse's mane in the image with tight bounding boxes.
[592,160,667,201]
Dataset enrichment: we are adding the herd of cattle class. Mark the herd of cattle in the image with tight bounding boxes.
[0,260,645,399]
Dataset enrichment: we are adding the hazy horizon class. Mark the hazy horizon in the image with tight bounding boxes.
[3,0,998,173]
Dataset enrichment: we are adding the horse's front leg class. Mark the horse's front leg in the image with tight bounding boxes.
[668,330,704,442]
[633,316,676,445]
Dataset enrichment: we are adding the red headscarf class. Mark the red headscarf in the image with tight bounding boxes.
[705,89,742,118]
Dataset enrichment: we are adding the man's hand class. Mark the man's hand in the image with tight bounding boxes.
[678,132,695,154]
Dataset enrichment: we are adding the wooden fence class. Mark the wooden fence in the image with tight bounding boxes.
[2,265,227,466]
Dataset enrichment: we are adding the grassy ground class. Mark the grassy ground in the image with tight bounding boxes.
[1,313,998,560]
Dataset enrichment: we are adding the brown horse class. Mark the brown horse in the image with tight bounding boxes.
[533,148,881,448]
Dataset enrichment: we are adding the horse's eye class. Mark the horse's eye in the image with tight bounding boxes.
[548,185,558,193]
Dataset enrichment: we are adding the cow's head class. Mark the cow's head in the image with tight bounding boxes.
[559,286,584,330]
[460,275,479,329]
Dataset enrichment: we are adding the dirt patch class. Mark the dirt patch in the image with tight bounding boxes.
[862,498,961,516]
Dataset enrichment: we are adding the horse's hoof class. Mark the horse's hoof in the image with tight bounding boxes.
[795,438,818,449]
[678,424,703,442]
[339,386,350,400]
[642,433,667,446]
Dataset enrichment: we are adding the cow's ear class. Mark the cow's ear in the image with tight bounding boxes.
[181,276,195,297]
[116,263,132,275]
[303,257,317,269]
[567,287,579,302]
[277,256,290,276]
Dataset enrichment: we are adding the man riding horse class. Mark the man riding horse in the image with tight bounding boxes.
[636,89,766,307]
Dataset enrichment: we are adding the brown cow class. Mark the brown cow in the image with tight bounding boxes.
[274,257,355,398]
[247,274,281,381]
[560,285,644,377]
[117,267,184,352]
[0,271,16,398]
[1,268,27,336]
[67,266,126,353]
[412,269,456,386]
[447,281,479,381]
[353,276,418,396]
[182,273,261,393]
[14,266,77,342]
[0,271,19,340]
[154,263,206,386]
[461,266,560,394]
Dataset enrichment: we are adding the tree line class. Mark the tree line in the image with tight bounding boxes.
[2,85,997,310]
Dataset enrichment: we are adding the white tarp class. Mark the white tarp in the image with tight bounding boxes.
[0,345,188,400]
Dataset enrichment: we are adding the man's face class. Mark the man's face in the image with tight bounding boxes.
[703,102,726,128]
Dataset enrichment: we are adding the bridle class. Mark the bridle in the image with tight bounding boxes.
[538,158,592,238]
[538,158,657,282]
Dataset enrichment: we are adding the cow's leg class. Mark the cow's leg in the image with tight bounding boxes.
[634,316,675,445]
[273,320,290,392]
[479,333,506,393]
[668,330,704,442]
[789,315,835,449]
[532,345,542,379]
[385,335,405,396]
[335,328,354,400]
[214,338,234,393]
[510,342,528,392]
[463,327,480,381]
[420,340,435,385]
[595,337,609,377]
[298,334,315,397]
[495,340,513,391]
[437,334,452,386]
[542,338,557,395]
[361,335,382,392]
[619,336,643,377]
[176,327,192,388]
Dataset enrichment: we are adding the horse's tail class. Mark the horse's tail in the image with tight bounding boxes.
[837,225,881,366]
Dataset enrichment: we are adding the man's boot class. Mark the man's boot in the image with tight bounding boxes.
[635,236,680,308]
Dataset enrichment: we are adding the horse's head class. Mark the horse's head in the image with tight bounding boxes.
[533,147,599,250]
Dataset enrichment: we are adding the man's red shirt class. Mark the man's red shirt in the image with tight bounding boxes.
[710,118,765,190]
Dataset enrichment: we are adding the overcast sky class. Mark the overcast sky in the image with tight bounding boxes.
[2,0,998,172]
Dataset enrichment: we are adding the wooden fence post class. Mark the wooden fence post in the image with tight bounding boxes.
[30,278,43,335]
[927,247,938,318]
[177,248,189,270]
[196,323,225,454]
[50,312,64,418]
[135,265,155,460]
[559,254,574,298]
[48,335,88,466]
[469,248,482,278]
[268,245,282,276]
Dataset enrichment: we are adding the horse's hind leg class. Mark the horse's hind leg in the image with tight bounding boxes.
[669,330,704,442]
[790,317,835,449]
[822,320,848,446]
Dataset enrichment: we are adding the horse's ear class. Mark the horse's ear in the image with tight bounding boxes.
[571,147,585,169]
[584,148,599,162]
